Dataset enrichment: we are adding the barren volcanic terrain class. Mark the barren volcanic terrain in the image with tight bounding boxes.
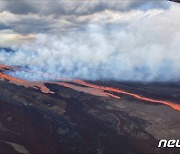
[0,63,179,153]
[0,0,180,153]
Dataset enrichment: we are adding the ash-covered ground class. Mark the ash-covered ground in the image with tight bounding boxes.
[0,78,179,153]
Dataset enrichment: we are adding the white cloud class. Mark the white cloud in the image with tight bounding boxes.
[0,3,179,82]
[0,0,170,36]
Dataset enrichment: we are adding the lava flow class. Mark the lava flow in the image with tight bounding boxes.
[72,80,180,111]
[0,64,179,111]
[0,64,115,98]
[0,64,54,94]
[0,64,11,70]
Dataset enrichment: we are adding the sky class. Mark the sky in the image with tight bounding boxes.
[0,0,180,82]
[0,0,174,47]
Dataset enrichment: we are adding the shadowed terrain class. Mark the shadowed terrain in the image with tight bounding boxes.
[0,77,180,153]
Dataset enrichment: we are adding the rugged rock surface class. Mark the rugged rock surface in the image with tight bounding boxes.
[0,79,180,153]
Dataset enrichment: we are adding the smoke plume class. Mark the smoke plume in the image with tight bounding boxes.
[0,5,180,82]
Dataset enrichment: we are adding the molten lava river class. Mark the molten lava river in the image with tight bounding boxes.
[0,64,180,111]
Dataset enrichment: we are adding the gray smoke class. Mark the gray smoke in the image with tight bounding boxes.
[0,4,180,82]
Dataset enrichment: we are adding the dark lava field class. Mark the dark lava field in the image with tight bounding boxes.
[0,79,180,153]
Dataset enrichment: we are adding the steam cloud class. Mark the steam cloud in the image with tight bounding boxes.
[0,5,180,82]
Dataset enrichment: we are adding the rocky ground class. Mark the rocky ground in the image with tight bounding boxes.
[0,79,180,153]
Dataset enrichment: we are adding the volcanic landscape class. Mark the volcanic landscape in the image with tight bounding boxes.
[0,59,179,153]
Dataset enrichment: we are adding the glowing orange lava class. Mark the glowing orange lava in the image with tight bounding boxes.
[0,64,11,70]
[72,80,180,111]
[0,72,54,94]
[55,82,118,97]
[0,64,179,111]
[0,72,25,83]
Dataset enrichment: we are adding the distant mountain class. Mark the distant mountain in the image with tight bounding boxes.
[169,0,180,3]
[0,47,15,52]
